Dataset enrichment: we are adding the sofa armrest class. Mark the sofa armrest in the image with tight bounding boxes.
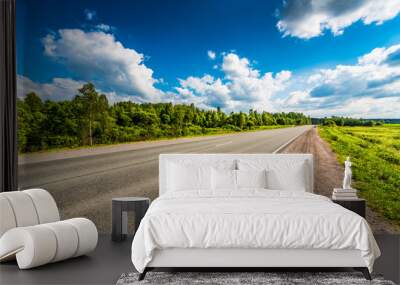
[0,225,57,268]
[0,218,98,269]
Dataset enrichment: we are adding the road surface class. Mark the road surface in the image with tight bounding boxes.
[19,125,311,233]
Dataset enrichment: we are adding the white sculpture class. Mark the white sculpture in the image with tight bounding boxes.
[343,156,352,190]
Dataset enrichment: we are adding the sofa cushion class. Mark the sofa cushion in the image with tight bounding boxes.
[0,196,17,237]
[42,221,79,262]
[0,218,97,269]
[0,192,39,227]
[0,189,60,238]
[23,189,60,224]
[0,189,98,269]
[0,226,57,269]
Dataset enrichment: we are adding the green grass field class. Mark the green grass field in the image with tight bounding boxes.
[319,125,400,225]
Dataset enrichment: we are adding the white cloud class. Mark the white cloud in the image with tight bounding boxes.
[22,22,400,118]
[17,75,85,101]
[84,9,96,21]
[17,75,143,104]
[222,53,259,79]
[177,75,231,108]
[42,29,163,102]
[221,53,291,106]
[358,44,400,65]
[276,44,400,118]
[281,95,400,118]
[176,53,292,111]
[277,0,400,39]
[283,90,310,105]
[95,23,114,32]
[207,50,216,60]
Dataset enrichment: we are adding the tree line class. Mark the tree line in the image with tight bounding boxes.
[17,82,311,153]
[312,117,385,127]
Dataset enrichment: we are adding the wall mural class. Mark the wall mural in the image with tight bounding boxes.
[17,0,400,233]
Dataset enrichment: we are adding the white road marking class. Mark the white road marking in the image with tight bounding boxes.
[273,126,311,153]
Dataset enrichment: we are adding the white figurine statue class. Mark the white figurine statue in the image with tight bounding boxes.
[343,156,352,190]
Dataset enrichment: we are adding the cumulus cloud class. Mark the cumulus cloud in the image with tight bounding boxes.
[42,29,163,102]
[222,53,259,79]
[17,75,144,104]
[177,75,231,108]
[17,75,85,101]
[281,94,400,118]
[207,50,216,60]
[22,27,288,112]
[307,45,400,100]
[20,21,400,118]
[277,0,400,39]
[358,44,400,65]
[276,44,400,117]
[176,53,292,111]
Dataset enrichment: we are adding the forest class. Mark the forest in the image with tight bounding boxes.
[313,117,385,126]
[17,83,311,153]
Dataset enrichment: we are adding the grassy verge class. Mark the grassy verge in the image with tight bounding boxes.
[19,125,293,155]
[319,125,400,225]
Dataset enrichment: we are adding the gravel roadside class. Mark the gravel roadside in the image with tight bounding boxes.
[279,126,399,234]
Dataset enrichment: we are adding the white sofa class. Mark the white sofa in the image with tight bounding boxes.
[0,188,98,269]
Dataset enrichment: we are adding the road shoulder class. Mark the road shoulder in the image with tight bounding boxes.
[279,126,400,234]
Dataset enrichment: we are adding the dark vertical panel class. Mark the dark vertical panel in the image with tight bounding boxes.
[0,0,18,192]
[112,200,123,241]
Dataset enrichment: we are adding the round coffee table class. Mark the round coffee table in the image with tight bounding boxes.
[111,197,150,242]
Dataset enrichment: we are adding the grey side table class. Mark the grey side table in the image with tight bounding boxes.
[112,197,150,242]
[332,198,366,218]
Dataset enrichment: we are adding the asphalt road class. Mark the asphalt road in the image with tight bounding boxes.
[19,125,311,233]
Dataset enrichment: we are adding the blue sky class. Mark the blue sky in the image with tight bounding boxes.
[17,0,400,118]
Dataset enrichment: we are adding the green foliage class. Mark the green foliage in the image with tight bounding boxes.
[74,83,110,146]
[323,119,337,127]
[319,125,400,225]
[17,82,311,153]
[316,116,385,126]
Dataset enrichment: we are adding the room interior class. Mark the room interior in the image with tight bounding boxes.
[1,0,399,284]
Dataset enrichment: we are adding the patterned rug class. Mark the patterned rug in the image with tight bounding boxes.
[116,271,395,285]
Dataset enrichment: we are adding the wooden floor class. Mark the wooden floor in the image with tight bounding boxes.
[0,234,399,285]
